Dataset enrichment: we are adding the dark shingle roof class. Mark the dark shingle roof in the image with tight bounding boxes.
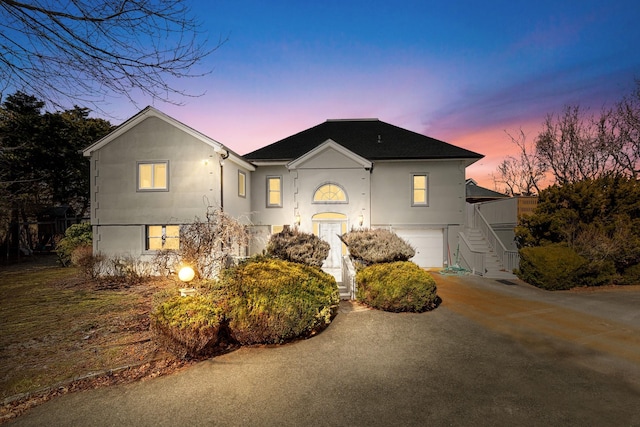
[244,119,483,162]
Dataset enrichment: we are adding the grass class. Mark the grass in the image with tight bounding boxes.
[0,256,177,404]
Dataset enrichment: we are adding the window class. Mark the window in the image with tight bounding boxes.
[238,171,246,198]
[412,174,428,206]
[266,176,282,207]
[146,225,179,250]
[138,161,168,191]
[313,183,347,203]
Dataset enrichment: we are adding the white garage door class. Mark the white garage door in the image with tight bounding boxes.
[395,228,444,268]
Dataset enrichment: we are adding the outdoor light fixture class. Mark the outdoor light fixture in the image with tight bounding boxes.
[178,266,197,296]
[358,213,364,227]
[178,266,195,282]
[295,213,301,226]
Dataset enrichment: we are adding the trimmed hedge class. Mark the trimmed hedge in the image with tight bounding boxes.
[340,229,415,265]
[516,244,601,290]
[219,257,339,345]
[150,295,224,359]
[356,261,438,312]
[266,227,330,267]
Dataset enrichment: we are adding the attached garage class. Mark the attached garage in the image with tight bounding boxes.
[394,228,444,268]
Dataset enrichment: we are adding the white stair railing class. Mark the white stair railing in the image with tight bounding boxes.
[474,205,520,272]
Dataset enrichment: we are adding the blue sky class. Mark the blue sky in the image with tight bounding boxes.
[110,0,640,187]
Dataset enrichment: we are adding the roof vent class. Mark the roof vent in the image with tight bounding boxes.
[377,134,382,144]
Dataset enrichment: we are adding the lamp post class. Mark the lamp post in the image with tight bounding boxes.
[178,266,196,296]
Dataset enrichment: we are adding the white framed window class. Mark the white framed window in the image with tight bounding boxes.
[412,174,428,206]
[146,225,179,250]
[313,183,348,203]
[238,170,246,198]
[266,176,282,207]
[137,161,169,191]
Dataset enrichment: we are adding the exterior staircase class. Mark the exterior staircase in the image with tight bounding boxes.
[461,228,517,280]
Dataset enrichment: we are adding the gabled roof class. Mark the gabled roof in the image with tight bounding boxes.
[287,139,373,170]
[465,179,508,201]
[244,119,483,165]
[82,106,255,171]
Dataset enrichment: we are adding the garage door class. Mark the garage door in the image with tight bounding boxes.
[394,228,444,268]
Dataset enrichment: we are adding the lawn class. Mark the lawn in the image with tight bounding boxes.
[0,256,182,421]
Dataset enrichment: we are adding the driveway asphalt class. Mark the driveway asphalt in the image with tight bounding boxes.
[9,274,640,426]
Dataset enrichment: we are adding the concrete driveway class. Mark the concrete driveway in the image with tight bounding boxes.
[10,274,640,426]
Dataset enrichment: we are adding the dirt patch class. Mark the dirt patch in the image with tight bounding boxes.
[0,257,191,423]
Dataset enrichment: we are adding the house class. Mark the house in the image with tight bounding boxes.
[82,107,255,261]
[82,107,485,286]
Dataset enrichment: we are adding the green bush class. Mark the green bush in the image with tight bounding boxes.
[618,263,640,285]
[517,244,589,290]
[220,257,339,345]
[340,229,415,265]
[266,227,330,267]
[150,294,224,359]
[56,223,92,266]
[356,261,438,312]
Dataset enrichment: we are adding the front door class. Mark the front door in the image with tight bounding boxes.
[319,221,342,281]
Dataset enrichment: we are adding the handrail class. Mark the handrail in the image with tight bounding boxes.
[457,232,485,275]
[474,205,519,272]
[342,255,357,299]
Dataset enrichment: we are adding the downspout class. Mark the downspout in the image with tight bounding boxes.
[219,151,229,211]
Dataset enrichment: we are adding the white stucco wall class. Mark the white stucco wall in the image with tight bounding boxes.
[370,160,466,226]
[88,116,251,257]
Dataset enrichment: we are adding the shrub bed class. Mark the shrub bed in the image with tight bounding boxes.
[340,229,415,265]
[150,294,224,359]
[266,227,330,267]
[356,261,438,312]
[219,257,339,345]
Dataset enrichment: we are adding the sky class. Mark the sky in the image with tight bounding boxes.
[107,0,640,189]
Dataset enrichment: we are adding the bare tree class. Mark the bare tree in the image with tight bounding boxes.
[0,0,221,110]
[597,81,640,179]
[535,105,614,185]
[492,129,545,196]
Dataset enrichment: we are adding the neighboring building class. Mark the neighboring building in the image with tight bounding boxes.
[83,108,486,282]
[465,178,508,203]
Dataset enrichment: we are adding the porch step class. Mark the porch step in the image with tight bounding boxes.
[337,283,351,300]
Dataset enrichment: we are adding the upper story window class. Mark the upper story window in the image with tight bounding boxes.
[146,225,179,250]
[412,174,428,206]
[313,183,347,203]
[238,171,246,198]
[138,161,168,191]
[266,176,282,207]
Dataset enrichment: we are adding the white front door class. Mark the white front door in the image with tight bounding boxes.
[319,221,342,281]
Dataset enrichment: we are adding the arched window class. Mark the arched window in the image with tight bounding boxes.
[313,183,348,203]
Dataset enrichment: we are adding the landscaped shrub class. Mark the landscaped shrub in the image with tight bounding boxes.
[150,294,224,359]
[340,228,415,265]
[516,244,589,290]
[56,223,92,266]
[70,244,107,279]
[109,253,153,284]
[266,227,330,267]
[356,261,438,312]
[219,257,339,344]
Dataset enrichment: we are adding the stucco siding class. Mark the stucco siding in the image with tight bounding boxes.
[370,160,466,226]
[249,165,293,227]
[91,116,221,225]
[93,225,143,256]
